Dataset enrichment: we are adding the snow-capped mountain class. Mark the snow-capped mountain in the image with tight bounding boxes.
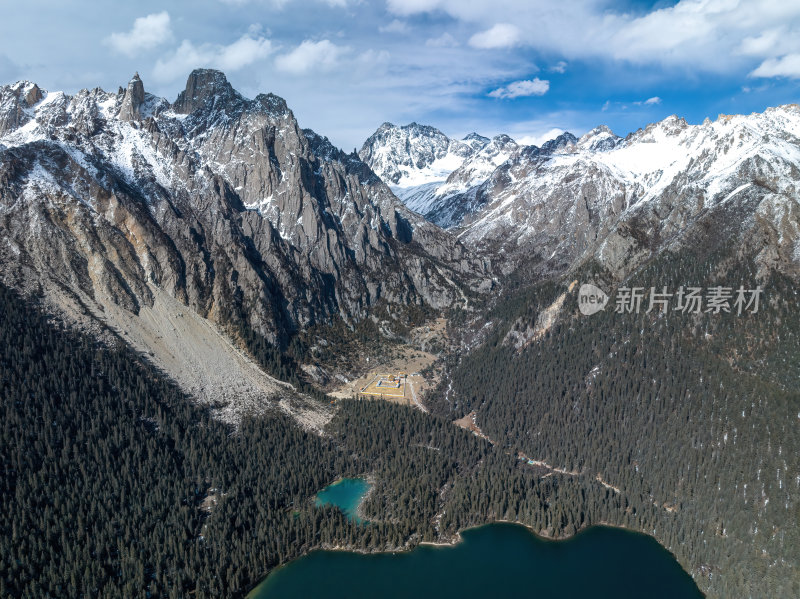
[0,70,489,420]
[363,110,799,281]
[360,123,586,230]
[3,66,798,417]
[360,122,513,227]
[456,108,800,279]
[358,122,479,189]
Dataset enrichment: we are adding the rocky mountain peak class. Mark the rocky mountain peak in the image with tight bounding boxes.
[0,70,491,418]
[359,121,459,185]
[118,72,145,121]
[652,114,688,136]
[172,68,240,115]
[489,133,516,148]
[0,68,486,351]
[463,132,489,141]
[0,81,44,135]
[540,131,578,154]
[578,125,620,151]
[627,114,690,143]
[462,132,490,152]
[17,81,43,107]
[360,122,524,228]
[253,92,291,117]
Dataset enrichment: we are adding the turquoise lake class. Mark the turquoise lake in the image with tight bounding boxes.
[249,522,703,599]
[313,477,371,523]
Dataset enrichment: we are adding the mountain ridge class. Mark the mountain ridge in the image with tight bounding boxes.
[0,69,490,423]
[361,108,800,283]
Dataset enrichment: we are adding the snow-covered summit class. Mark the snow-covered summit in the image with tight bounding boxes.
[577,125,620,152]
[359,122,526,226]
[359,121,481,189]
[359,122,588,228]
[462,132,490,152]
[457,105,800,278]
[437,134,519,197]
[359,105,800,280]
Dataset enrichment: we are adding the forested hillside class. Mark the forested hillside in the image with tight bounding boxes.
[0,283,359,597]
[435,245,800,598]
[2,283,645,598]
[4,234,795,599]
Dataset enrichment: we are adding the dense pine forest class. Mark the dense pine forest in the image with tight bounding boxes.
[2,238,796,598]
[434,245,800,598]
[1,283,624,598]
[0,283,353,597]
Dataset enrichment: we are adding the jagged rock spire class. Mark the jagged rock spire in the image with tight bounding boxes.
[118,72,145,121]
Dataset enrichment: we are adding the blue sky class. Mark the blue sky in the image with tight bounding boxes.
[1,0,799,149]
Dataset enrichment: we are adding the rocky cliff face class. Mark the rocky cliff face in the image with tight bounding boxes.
[0,70,489,419]
[0,70,486,339]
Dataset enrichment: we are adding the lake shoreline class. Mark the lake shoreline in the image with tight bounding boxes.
[274,518,689,571]
[420,518,667,549]
[256,479,695,596]
[249,520,702,598]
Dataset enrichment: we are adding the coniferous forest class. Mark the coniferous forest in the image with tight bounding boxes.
[433,244,800,598]
[1,237,798,599]
[0,283,610,598]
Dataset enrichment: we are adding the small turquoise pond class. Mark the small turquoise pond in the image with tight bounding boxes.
[314,477,371,523]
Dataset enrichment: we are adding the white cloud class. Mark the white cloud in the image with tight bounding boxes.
[106,12,172,57]
[750,54,800,78]
[469,23,521,49]
[488,78,549,99]
[153,32,272,83]
[631,96,661,106]
[387,0,800,75]
[603,95,664,111]
[275,40,349,74]
[738,29,784,57]
[380,19,409,34]
[550,61,567,73]
[217,35,274,70]
[425,33,458,47]
[386,0,443,15]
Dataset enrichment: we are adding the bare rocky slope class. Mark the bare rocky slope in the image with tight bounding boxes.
[0,70,489,422]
